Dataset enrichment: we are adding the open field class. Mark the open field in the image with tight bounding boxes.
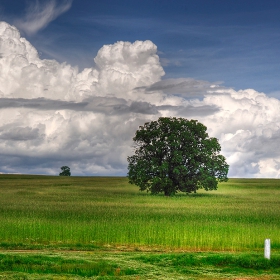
[0,175,279,251]
[0,175,280,278]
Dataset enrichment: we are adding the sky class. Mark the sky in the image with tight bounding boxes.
[0,0,280,177]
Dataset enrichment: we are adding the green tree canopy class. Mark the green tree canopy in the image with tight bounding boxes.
[59,166,71,176]
[127,117,229,196]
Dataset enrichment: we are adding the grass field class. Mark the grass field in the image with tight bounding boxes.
[0,250,280,279]
[0,175,280,279]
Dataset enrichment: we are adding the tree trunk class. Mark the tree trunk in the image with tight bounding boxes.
[164,189,171,196]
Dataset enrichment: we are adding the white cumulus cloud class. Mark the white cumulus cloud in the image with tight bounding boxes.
[1,21,280,178]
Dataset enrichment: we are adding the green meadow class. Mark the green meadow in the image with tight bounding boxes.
[0,174,280,279]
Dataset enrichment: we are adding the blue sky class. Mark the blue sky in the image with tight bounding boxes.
[1,0,280,95]
[1,0,280,177]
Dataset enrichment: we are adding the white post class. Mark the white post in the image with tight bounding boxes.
[264,239,271,260]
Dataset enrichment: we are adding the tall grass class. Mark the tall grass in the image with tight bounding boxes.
[0,175,279,251]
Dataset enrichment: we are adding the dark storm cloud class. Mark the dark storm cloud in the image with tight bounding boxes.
[0,98,87,110]
[140,78,223,98]
[0,97,219,117]
[0,126,40,141]
[83,97,159,115]
[0,97,159,115]
[157,104,220,117]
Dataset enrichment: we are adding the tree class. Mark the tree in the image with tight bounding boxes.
[127,117,229,196]
[59,166,71,176]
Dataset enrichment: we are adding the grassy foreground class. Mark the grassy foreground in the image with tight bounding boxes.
[0,250,280,279]
[0,175,280,279]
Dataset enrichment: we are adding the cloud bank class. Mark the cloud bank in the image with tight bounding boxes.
[1,21,280,177]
